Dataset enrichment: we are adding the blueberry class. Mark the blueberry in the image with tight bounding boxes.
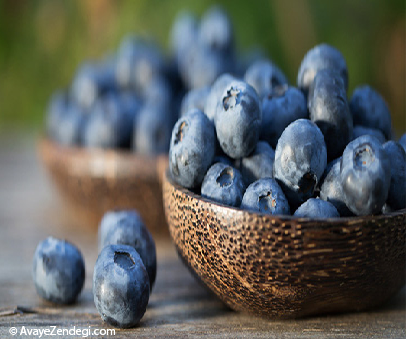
[71,61,116,110]
[170,10,199,67]
[293,198,339,218]
[204,73,237,122]
[213,155,235,167]
[399,133,406,153]
[93,244,150,328]
[240,141,275,186]
[319,157,354,216]
[56,102,86,147]
[32,237,85,304]
[352,125,386,144]
[340,135,391,215]
[261,85,308,148]
[142,75,173,108]
[241,178,290,215]
[169,109,216,188]
[118,90,142,127]
[98,210,157,289]
[244,59,288,99]
[116,35,165,94]
[215,80,262,159]
[133,103,172,155]
[382,141,406,211]
[201,163,245,207]
[297,43,348,95]
[199,5,234,55]
[308,69,353,160]
[180,86,211,117]
[349,85,392,139]
[179,43,232,90]
[274,119,327,209]
[82,93,133,149]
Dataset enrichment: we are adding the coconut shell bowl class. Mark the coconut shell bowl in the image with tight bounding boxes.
[163,170,406,319]
[38,137,168,236]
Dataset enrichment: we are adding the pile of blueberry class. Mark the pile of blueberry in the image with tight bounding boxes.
[169,43,406,218]
[45,5,258,155]
[32,210,156,328]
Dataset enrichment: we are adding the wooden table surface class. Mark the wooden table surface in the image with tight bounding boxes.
[0,133,405,339]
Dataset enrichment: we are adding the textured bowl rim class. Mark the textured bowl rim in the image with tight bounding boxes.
[164,169,406,224]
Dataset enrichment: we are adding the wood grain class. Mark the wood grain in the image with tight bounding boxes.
[0,133,405,338]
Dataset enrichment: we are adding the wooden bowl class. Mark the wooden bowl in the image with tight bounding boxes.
[38,138,168,236]
[163,170,406,318]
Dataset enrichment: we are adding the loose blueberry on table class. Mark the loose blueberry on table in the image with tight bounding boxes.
[32,237,85,304]
[93,244,150,328]
[98,210,157,290]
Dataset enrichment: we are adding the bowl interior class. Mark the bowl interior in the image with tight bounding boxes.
[163,170,406,318]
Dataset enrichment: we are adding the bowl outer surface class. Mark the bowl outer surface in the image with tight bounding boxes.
[163,170,406,318]
[38,138,168,235]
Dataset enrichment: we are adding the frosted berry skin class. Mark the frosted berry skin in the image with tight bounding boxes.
[293,198,340,219]
[273,119,327,209]
[382,141,406,211]
[308,69,353,161]
[319,158,354,217]
[201,163,245,207]
[180,86,211,117]
[340,135,391,216]
[169,108,216,188]
[32,237,85,305]
[241,178,290,215]
[297,43,348,95]
[399,133,406,153]
[261,85,308,148]
[240,141,275,186]
[244,59,288,99]
[93,244,150,329]
[349,85,392,140]
[204,73,237,122]
[215,80,262,159]
[98,210,157,290]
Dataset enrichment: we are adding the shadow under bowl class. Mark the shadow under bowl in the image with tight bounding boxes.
[163,170,406,318]
[38,137,168,236]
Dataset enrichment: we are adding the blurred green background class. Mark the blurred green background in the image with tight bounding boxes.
[0,0,405,137]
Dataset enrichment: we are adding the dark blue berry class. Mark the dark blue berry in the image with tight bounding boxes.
[240,141,275,186]
[293,198,339,218]
[340,135,391,215]
[308,69,353,161]
[241,178,290,215]
[352,125,386,144]
[133,102,172,155]
[349,85,392,139]
[382,141,406,211]
[93,244,150,328]
[56,102,86,147]
[98,210,157,289]
[180,86,210,117]
[169,109,216,188]
[297,43,348,95]
[319,157,354,216]
[215,80,262,159]
[82,93,133,149]
[201,162,245,207]
[261,85,308,148]
[32,237,85,304]
[274,119,327,209]
[244,59,288,99]
[204,73,237,122]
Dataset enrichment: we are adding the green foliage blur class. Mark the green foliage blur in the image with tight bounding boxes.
[0,0,405,136]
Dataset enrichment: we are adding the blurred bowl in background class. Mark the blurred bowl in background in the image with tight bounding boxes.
[38,137,168,236]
